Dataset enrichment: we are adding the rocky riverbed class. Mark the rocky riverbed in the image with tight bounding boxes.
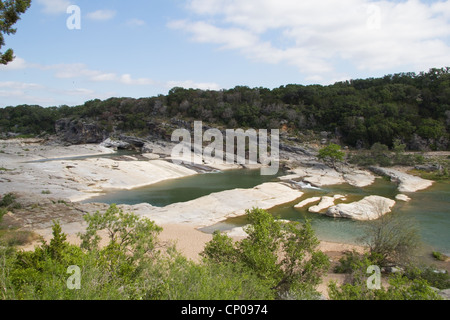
[0,137,437,238]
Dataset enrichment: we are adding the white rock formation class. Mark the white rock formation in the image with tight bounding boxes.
[308,195,346,213]
[295,197,321,209]
[142,182,304,227]
[280,164,375,188]
[395,194,411,202]
[326,196,396,221]
[370,167,433,192]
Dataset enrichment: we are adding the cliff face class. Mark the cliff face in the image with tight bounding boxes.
[55,118,107,144]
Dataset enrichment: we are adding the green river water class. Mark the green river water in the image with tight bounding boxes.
[85,168,450,256]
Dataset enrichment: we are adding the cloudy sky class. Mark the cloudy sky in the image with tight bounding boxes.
[0,0,449,107]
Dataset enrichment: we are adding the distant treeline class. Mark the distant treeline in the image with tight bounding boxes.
[1,67,449,150]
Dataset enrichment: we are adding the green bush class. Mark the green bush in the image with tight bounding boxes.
[432,251,448,261]
[0,207,6,222]
[328,268,442,300]
[202,208,330,299]
[0,193,16,208]
[404,266,450,290]
[334,250,375,274]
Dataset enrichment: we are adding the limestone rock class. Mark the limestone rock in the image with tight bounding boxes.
[100,138,130,150]
[395,194,411,202]
[370,167,433,192]
[55,118,107,144]
[326,196,396,221]
[308,195,346,213]
[295,197,321,209]
[309,196,337,213]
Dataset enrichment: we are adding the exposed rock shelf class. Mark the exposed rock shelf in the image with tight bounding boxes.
[370,167,433,192]
[326,196,396,221]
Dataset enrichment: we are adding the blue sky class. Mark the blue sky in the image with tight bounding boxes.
[0,0,449,107]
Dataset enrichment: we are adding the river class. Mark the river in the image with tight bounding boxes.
[85,168,450,256]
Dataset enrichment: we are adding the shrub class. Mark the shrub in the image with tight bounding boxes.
[0,207,7,222]
[202,208,330,299]
[0,193,16,208]
[359,214,421,267]
[334,250,375,274]
[432,251,448,262]
[404,266,450,290]
[328,267,442,300]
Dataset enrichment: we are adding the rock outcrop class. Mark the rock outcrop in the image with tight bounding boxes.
[326,196,396,221]
[308,195,346,213]
[55,118,107,144]
[281,164,375,188]
[395,194,411,202]
[370,167,433,192]
[294,197,321,209]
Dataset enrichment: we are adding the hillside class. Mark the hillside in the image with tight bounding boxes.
[1,67,449,151]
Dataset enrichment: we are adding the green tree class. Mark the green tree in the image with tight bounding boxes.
[360,214,421,267]
[318,143,345,168]
[370,142,392,166]
[78,204,163,276]
[0,0,31,65]
[202,208,330,299]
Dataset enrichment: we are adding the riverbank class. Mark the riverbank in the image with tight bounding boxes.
[1,137,443,234]
[1,138,446,228]
[1,137,448,299]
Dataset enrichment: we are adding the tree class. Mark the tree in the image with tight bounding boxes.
[318,143,345,168]
[202,208,330,299]
[370,142,392,166]
[0,0,31,65]
[79,204,163,265]
[359,214,421,267]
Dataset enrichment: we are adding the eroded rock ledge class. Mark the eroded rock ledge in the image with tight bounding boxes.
[370,167,433,192]
[326,196,396,221]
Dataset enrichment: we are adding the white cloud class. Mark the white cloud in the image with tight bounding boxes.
[36,0,72,15]
[86,10,117,21]
[0,81,43,90]
[0,57,27,70]
[120,74,155,85]
[0,56,222,106]
[171,0,450,82]
[126,18,147,27]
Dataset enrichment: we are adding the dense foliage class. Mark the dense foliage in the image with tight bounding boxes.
[0,206,326,300]
[1,204,447,300]
[202,208,330,299]
[1,68,449,150]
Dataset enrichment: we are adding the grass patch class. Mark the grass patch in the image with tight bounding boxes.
[0,229,40,247]
[41,190,52,195]
[0,207,7,221]
[432,251,449,262]
[408,169,450,181]
[0,193,16,207]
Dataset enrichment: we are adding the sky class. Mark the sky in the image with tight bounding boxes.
[0,0,449,107]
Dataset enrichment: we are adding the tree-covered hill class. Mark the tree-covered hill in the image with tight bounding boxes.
[1,67,449,151]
